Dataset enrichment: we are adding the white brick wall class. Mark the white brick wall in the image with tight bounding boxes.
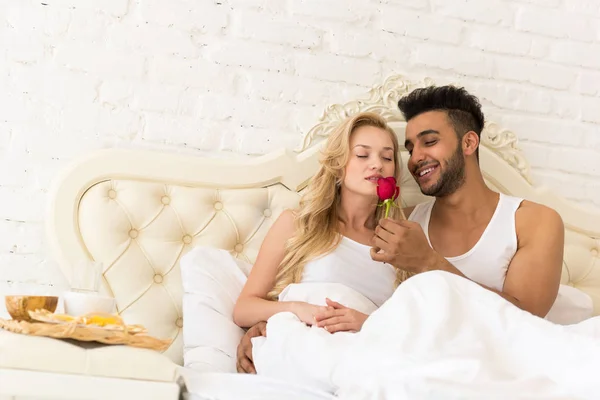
[0,0,599,291]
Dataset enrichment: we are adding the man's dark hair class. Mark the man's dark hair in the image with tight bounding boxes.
[397,85,485,152]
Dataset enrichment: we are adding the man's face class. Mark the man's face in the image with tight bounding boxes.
[404,111,466,197]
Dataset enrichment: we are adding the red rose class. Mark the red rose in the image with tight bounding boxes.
[377,177,400,201]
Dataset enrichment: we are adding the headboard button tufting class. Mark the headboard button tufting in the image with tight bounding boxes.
[107,189,117,199]
[153,274,163,284]
[263,209,272,217]
[214,202,223,210]
[129,229,139,239]
[182,235,192,245]
[161,196,171,205]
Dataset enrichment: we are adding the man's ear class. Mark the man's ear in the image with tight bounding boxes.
[462,131,479,156]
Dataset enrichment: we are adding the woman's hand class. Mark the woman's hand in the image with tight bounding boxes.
[290,302,333,326]
[314,298,368,333]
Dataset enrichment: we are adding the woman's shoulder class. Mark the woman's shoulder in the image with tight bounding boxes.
[269,209,297,236]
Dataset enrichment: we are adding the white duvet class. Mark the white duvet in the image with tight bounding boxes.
[252,271,600,400]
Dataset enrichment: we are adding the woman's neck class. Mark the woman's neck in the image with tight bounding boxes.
[338,190,378,231]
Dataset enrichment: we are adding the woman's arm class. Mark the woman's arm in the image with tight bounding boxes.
[233,209,297,328]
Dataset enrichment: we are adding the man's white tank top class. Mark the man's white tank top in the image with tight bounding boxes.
[301,236,397,307]
[408,193,524,291]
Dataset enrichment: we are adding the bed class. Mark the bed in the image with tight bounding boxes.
[2,74,599,399]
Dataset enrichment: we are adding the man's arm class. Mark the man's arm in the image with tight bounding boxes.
[425,202,564,317]
[236,321,267,374]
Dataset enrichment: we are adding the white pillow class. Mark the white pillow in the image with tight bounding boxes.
[545,284,593,325]
[180,246,250,373]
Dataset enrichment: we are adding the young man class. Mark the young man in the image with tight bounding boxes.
[236,85,565,374]
[370,85,564,318]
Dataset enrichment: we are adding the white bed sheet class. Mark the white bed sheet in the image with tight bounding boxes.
[179,368,336,400]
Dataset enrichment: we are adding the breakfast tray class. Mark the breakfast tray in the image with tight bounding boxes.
[0,310,172,351]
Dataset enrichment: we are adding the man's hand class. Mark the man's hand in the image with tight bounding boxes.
[370,218,437,273]
[236,321,267,374]
[314,298,368,333]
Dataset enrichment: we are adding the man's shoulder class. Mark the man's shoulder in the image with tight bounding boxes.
[516,200,564,237]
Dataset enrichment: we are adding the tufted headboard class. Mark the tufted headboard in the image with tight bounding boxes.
[46,74,600,365]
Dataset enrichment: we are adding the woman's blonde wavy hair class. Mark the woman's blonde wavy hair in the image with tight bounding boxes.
[267,111,414,300]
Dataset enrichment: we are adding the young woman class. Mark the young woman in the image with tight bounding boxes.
[233,112,412,333]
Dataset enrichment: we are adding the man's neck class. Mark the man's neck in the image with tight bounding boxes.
[432,174,498,223]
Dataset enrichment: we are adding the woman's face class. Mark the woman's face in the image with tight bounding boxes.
[342,125,396,198]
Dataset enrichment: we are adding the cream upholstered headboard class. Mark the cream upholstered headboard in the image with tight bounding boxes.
[46,74,600,365]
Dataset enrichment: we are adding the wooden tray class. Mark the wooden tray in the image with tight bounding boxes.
[0,312,172,352]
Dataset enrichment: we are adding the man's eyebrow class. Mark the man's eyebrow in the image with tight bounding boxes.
[404,129,440,148]
[354,144,394,151]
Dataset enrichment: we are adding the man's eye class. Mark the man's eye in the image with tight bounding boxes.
[425,140,437,146]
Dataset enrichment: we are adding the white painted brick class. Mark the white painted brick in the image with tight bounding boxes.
[42,0,129,17]
[579,72,600,96]
[373,0,429,9]
[0,153,31,188]
[147,58,238,93]
[518,142,551,168]
[99,79,134,109]
[494,57,577,90]
[564,0,600,17]
[289,0,371,22]
[295,53,382,86]
[328,29,412,60]
[549,41,600,69]
[431,0,514,26]
[498,115,585,147]
[142,112,233,151]
[379,7,463,45]
[0,221,44,255]
[225,0,287,13]
[232,10,323,49]
[582,96,600,124]
[508,0,561,6]
[206,39,294,73]
[413,45,495,78]
[9,64,99,107]
[465,26,532,56]
[65,9,116,42]
[54,42,146,79]
[515,6,596,42]
[529,36,552,58]
[533,170,589,201]
[582,123,600,150]
[0,187,46,222]
[139,0,228,33]
[5,2,71,36]
[107,23,200,58]
[238,126,302,155]
[548,147,600,177]
[551,93,585,120]
[131,83,182,113]
[467,81,553,114]
[1,31,46,64]
[197,94,295,130]
[240,70,318,103]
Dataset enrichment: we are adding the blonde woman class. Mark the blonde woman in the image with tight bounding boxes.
[232,111,411,334]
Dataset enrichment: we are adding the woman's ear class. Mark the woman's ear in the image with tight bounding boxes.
[462,131,480,157]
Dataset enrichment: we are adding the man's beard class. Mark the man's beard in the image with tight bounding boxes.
[420,144,466,197]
